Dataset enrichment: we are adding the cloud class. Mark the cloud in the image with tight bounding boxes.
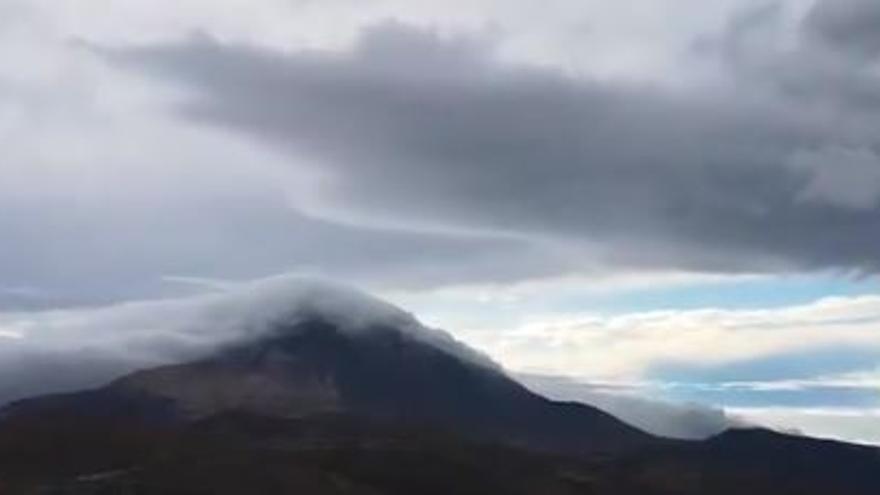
[109,17,880,278]
[0,274,876,443]
[0,272,746,442]
[2,0,879,444]
[4,2,880,307]
[803,0,880,59]
[0,275,496,406]
[0,271,740,441]
[653,347,880,383]
[731,407,880,446]
[456,295,880,379]
[518,369,880,443]
[788,146,880,209]
[0,7,599,308]
[519,373,736,439]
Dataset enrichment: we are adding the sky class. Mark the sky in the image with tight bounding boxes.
[1,0,879,444]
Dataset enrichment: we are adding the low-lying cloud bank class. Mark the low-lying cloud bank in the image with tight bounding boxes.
[0,276,496,405]
[731,407,880,446]
[519,374,737,440]
[522,374,880,445]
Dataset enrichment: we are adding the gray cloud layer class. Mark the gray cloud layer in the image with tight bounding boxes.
[3,1,879,308]
[804,0,880,59]
[0,192,566,307]
[110,1,880,277]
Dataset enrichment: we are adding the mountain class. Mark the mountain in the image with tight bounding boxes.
[0,316,655,456]
[1,283,879,494]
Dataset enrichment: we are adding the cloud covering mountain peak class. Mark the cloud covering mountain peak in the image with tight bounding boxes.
[0,275,500,406]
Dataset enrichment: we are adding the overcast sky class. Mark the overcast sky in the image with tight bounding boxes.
[1,0,879,444]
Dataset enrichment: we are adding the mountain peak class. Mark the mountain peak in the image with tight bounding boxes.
[238,277,417,332]
[183,276,501,373]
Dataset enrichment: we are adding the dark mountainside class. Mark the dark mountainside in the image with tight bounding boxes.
[1,308,879,494]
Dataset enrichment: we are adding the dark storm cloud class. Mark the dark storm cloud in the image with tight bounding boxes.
[716,1,880,112]
[804,0,880,59]
[111,15,880,276]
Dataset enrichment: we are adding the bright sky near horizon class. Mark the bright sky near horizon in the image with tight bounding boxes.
[1,0,879,444]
